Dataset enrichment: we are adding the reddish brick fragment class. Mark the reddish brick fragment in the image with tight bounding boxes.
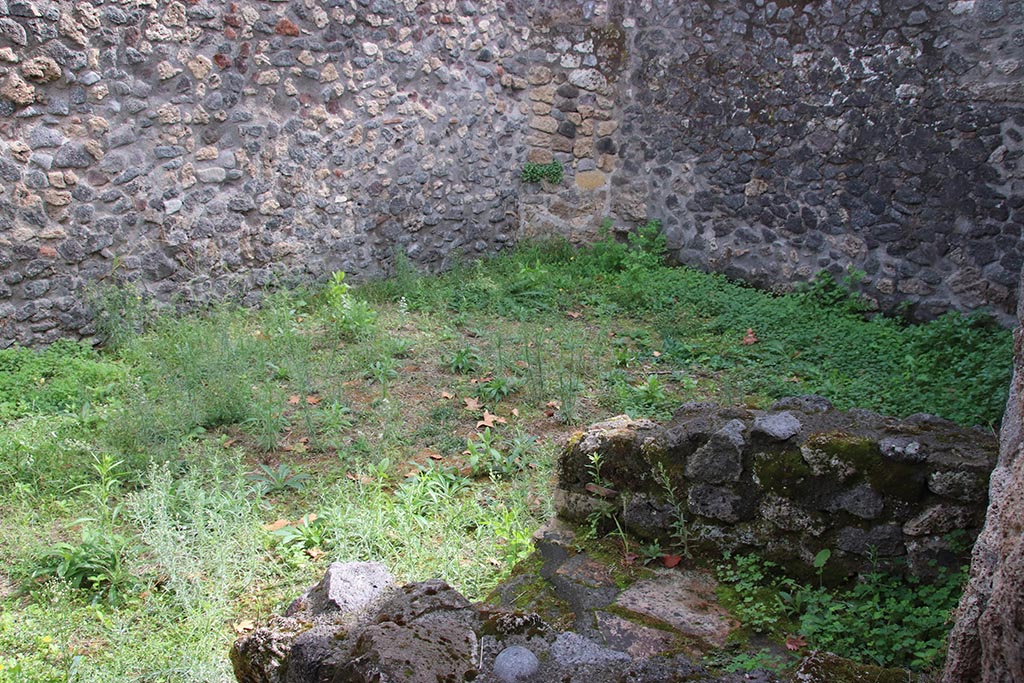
[275,18,300,36]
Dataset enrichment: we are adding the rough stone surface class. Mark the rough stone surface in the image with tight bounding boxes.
[558,401,998,579]
[493,645,539,682]
[299,560,394,615]
[0,0,1020,346]
[613,570,738,647]
[231,561,394,683]
[795,651,922,683]
[234,555,776,683]
[944,267,1024,683]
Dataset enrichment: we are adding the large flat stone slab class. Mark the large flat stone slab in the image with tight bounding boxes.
[613,569,737,647]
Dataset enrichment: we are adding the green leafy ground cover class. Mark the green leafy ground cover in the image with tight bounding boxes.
[0,230,1011,681]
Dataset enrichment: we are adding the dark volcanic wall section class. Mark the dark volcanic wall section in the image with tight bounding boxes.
[0,0,555,345]
[609,0,1024,319]
[0,0,1022,345]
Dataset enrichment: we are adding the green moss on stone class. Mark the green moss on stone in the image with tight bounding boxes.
[811,433,925,501]
[813,433,878,469]
[752,450,811,495]
[797,651,916,683]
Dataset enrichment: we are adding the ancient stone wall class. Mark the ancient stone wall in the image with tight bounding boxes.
[556,399,998,581]
[523,0,1024,322]
[0,0,557,346]
[1,0,1022,346]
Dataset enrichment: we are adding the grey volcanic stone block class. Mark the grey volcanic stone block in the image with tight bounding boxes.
[298,561,394,615]
[752,412,801,441]
[685,419,745,483]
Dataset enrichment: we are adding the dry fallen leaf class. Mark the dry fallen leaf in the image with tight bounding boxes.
[742,328,759,345]
[546,400,561,409]
[287,395,301,405]
[652,350,661,357]
[234,620,256,634]
[464,397,483,412]
[346,472,374,485]
[305,395,321,405]
[262,518,291,531]
[662,554,683,569]
[441,391,456,399]
[305,548,326,560]
[566,311,582,319]
[785,634,808,651]
[477,410,507,429]
[511,408,520,418]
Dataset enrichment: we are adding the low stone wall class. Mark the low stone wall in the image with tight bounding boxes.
[556,397,998,581]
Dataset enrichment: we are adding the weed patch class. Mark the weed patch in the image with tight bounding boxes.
[715,553,967,671]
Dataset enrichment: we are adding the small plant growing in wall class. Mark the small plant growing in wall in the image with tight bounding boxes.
[520,161,564,184]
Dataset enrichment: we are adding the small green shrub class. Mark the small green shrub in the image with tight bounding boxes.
[271,515,330,552]
[120,314,257,432]
[716,554,790,634]
[245,463,310,495]
[367,358,399,386]
[324,271,378,339]
[245,388,290,452]
[445,347,481,374]
[473,376,521,403]
[86,281,151,351]
[31,529,137,606]
[520,161,564,184]
[796,566,967,670]
[464,428,524,478]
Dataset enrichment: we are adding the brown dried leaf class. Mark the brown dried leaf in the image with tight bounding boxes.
[463,397,483,412]
[662,554,682,569]
[785,634,808,651]
[476,410,507,429]
[262,519,290,531]
[234,619,256,634]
